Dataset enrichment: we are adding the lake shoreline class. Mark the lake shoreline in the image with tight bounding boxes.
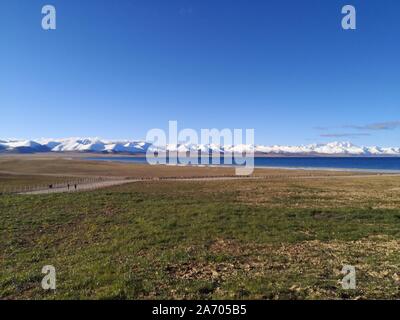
[84,156,400,174]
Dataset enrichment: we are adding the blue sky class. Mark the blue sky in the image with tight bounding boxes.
[1,0,400,146]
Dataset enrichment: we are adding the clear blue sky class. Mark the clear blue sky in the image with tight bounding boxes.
[1,0,400,146]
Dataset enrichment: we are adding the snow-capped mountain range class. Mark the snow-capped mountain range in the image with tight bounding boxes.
[1,138,400,156]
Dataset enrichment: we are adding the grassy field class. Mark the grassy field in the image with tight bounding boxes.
[0,154,365,179]
[1,156,400,299]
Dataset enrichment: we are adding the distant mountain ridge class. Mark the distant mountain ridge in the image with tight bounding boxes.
[1,138,400,156]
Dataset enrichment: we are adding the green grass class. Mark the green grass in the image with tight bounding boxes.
[2,178,400,299]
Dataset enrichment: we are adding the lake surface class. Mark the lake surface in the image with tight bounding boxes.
[86,156,400,172]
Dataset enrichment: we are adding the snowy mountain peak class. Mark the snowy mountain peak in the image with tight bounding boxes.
[0,138,399,156]
[326,141,354,148]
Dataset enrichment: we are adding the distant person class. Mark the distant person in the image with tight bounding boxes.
[74,184,77,190]
[49,184,53,189]
[67,184,70,190]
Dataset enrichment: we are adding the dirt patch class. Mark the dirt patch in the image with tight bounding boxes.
[164,237,400,299]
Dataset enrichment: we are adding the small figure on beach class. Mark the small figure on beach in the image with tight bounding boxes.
[67,184,70,190]
[49,184,53,189]
[74,184,77,190]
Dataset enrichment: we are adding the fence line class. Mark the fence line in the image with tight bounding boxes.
[0,174,270,195]
[0,176,111,195]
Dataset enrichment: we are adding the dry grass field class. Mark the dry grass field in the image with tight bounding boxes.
[1,155,400,299]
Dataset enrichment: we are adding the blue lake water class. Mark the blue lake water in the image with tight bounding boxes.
[86,156,400,172]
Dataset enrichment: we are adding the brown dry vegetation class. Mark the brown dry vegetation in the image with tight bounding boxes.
[0,153,367,180]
